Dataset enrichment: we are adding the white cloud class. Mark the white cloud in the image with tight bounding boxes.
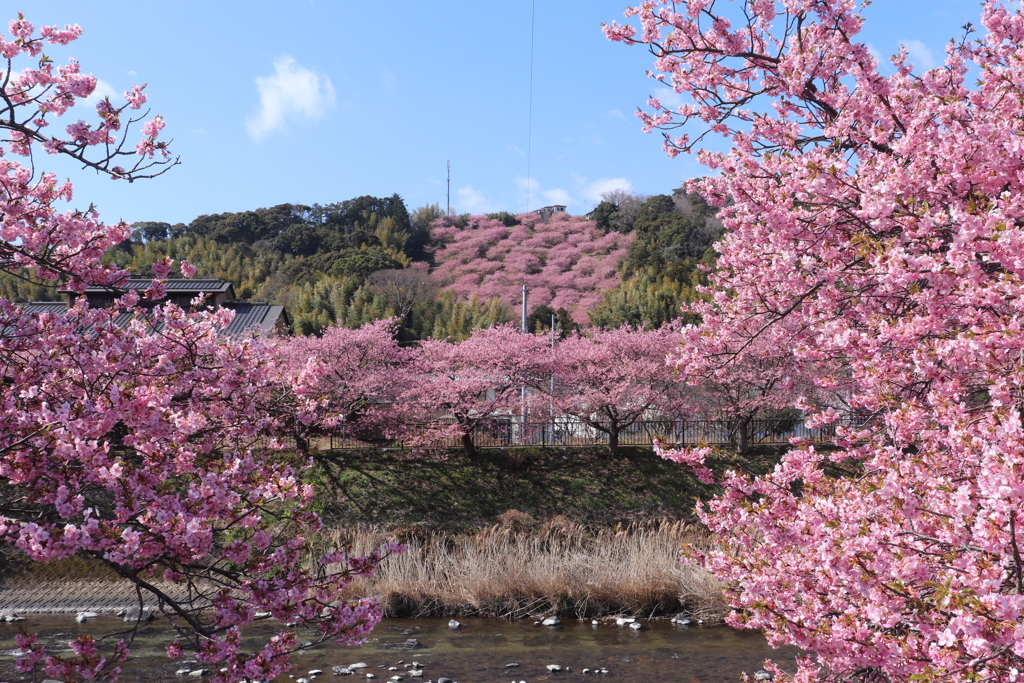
[607,109,626,120]
[541,188,572,206]
[655,86,685,110]
[865,43,883,67]
[383,70,397,92]
[74,78,118,111]
[507,144,526,157]
[509,175,637,213]
[245,55,335,142]
[457,185,498,213]
[515,175,539,193]
[582,178,632,203]
[900,39,937,70]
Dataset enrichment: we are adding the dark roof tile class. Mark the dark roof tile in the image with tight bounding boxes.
[66,279,235,296]
[222,302,288,336]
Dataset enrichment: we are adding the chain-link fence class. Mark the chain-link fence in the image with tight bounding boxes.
[324,416,845,450]
[0,546,205,615]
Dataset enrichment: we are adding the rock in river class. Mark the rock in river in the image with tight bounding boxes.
[384,638,422,650]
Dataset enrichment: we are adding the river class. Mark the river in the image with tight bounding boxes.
[1,616,797,683]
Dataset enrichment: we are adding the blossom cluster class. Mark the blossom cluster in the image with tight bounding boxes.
[610,0,1024,681]
[0,17,388,683]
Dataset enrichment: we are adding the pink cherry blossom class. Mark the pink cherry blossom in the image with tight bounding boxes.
[400,324,551,457]
[530,324,693,456]
[0,16,389,683]
[611,1,1024,680]
[430,212,632,323]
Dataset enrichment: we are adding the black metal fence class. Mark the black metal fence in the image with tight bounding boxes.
[324,416,843,451]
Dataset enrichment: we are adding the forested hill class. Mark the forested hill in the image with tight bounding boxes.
[3,189,722,339]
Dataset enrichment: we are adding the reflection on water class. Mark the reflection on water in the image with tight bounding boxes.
[0,616,797,683]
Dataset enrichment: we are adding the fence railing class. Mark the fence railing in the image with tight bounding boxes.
[323,416,845,451]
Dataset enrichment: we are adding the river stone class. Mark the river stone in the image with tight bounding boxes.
[615,617,635,626]
[388,667,398,672]
[75,611,98,623]
[332,666,352,675]
[366,676,375,680]
[504,663,519,668]
[254,611,273,620]
[671,613,694,626]
[310,671,324,677]
[409,670,423,678]
[755,671,773,681]
[437,678,453,683]
[541,616,560,626]
[448,619,460,629]
[42,680,64,683]
[349,663,368,670]
[628,622,642,631]
[5,614,25,622]
[383,638,422,650]
[123,608,154,623]
[583,669,590,674]
[297,678,310,683]
[176,670,191,677]
[188,670,209,678]
[411,662,422,668]
[546,664,562,672]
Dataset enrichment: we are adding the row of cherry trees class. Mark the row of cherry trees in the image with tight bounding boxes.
[278,320,803,457]
[0,18,392,683]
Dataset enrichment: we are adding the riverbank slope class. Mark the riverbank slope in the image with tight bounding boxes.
[309,445,771,620]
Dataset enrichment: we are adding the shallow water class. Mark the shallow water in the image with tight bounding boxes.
[0,616,797,683]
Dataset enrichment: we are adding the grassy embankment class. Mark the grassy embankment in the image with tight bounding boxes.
[308,445,772,621]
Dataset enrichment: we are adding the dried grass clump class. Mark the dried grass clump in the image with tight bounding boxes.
[317,519,726,621]
[497,509,536,532]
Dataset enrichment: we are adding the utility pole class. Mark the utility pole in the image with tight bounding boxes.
[549,312,556,434]
[521,283,529,333]
[520,283,530,445]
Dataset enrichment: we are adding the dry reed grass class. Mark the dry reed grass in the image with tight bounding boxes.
[316,517,726,621]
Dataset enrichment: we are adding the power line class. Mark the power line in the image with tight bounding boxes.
[526,0,535,213]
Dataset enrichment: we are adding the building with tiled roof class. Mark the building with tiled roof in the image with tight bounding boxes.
[25,278,290,337]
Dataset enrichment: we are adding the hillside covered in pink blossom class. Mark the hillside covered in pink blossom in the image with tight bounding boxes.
[430,212,633,323]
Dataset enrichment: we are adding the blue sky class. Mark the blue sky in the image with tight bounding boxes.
[25,1,986,227]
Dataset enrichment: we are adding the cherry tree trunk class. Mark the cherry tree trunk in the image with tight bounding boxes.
[460,431,478,459]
